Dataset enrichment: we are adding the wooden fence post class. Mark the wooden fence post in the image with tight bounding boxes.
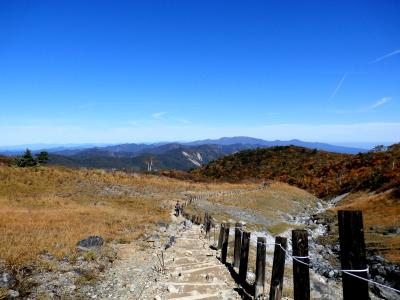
[221,223,230,264]
[338,210,369,300]
[292,230,310,300]
[255,237,266,299]
[239,231,251,284]
[233,226,242,268]
[204,213,208,235]
[217,223,226,250]
[206,215,212,236]
[269,236,287,300]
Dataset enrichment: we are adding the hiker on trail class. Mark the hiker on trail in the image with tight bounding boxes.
[175,201,181,216]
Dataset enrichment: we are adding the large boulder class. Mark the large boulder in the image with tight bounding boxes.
[76,236,104,251]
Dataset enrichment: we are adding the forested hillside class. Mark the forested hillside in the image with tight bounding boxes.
[47,143,256,171]
[194,144,400,198]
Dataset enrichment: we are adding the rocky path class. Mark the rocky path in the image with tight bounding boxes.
[149,223,241,300]
[85,215,241,300]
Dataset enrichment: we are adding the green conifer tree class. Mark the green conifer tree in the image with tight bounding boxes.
[17,149,38,167]
[36,151,49,164]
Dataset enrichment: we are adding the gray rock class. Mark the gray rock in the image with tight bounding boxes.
[378,265,387,276]
[157,222,169,229]
[370,255,385,264]
[374,275,385,284]
[7,289,19,299]
[165,236,177,250]
[387,226,400,235]
[76,236,104,251]
[332,244,340,253]
[181,220,192,228]
[372,285,400,300]
[385,265,395,273]
[0,272,16,289]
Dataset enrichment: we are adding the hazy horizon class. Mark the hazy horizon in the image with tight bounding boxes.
[0,137,397,151]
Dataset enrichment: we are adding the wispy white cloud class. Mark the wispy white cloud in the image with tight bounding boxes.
[370,97,391,109]
[330,72,347,100]
[328,97,392,114]
[151,111,167,119]
[371,49,400,63]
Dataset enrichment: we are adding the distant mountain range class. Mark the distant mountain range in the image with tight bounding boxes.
[186,137,367,153]
[47,143,255,171]
[0,143,111,156]
[0,137,369,171]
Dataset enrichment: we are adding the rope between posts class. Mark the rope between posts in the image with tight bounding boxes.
[341,271,400,293]
[341,268,369,272]
[187,211,400,295]
[270,243,400,294]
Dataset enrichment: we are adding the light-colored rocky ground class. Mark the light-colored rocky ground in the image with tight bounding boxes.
[80,214,241,300]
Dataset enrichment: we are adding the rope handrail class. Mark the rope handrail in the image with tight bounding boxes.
[182,205,400,296]
[270,242,400,294]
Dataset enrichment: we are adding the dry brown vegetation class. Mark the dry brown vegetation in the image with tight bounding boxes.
[0,155,14,166]
[331,190,400,263]
[0,166,169,269]
[0,165,259,271]
[183,182,318,234]
[209,182,317,214]
[195,144,400,198]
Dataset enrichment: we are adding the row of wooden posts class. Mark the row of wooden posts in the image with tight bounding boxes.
[182,208,371,300]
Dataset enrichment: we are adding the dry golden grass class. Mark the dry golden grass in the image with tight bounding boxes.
[211,182,317,215]
[329,190,400,263]
[189,182,318,232]
[0,166,172,269]
[0,165,261,270]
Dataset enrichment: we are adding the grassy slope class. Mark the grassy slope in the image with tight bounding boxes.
[323,190,400,263]
[0,165,257,270]
[183,181,318,235]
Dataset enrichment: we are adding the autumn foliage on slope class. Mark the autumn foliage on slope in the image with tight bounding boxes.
[193,144,400,198]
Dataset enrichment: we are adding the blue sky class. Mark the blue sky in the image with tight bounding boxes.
[0,0,399,147]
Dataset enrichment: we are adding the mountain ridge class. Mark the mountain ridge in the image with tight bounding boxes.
[193,143,400,198]
[2,137,371,171]
[0,137,368,156]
